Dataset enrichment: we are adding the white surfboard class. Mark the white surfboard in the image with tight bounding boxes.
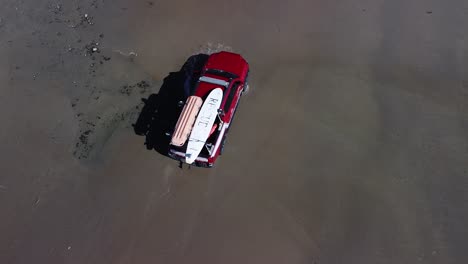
[185,88,223,164]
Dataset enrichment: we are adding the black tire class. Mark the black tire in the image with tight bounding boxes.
[219,134,227,155]
[243,69,250,93]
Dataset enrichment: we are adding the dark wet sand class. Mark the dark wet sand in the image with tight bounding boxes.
[1,0,468,263]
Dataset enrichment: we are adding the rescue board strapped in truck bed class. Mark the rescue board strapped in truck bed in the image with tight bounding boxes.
[185,88,223,164]
[170,96,203,147]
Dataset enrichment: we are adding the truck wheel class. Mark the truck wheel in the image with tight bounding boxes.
[219,135,227,155]
[243,83,250,94]
[243,70,250,94]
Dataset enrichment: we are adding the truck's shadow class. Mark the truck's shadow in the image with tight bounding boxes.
[133,54,209,157]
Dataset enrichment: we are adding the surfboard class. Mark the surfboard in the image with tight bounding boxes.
[170,96,203,147]
[185,88,223,164]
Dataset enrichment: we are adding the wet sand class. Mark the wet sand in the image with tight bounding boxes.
[1,0,468,263]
